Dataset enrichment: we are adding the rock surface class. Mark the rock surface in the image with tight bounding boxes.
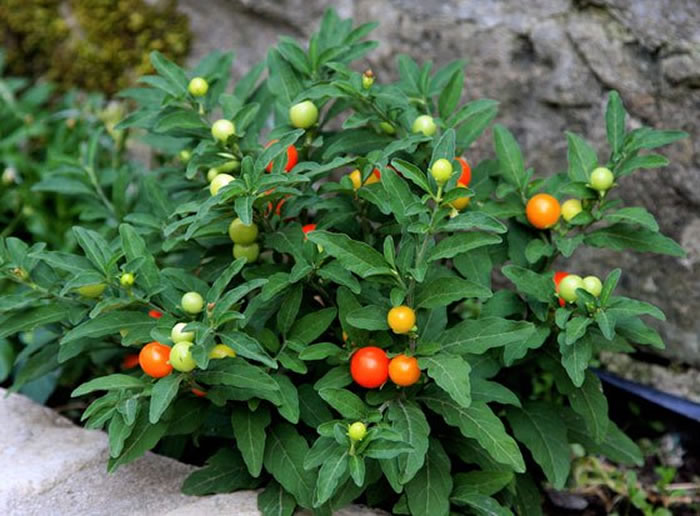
[176,0,700,365]
[0,388,380,515]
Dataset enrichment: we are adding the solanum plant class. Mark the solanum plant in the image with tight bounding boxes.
[0,9,689,515]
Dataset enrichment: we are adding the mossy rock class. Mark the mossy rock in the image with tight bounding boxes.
[0,0,190,94]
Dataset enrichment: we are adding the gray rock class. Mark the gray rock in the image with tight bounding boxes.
[173,0,700,366]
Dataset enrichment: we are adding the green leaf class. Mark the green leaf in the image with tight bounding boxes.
[264,423,316,508]
[560,333,593,387]
[405,439,453,516]
[182,448,254,495]
[585,224,684,257]
[195,360,279,392]
[563,410,643,466]
[501,265,555,304]
[438,69,463,120]
[348,454,365,487]
[220,332,276,369]
[306,231,393,278]
[258,481,296,516]
[298,384,333,428]
[431,129,457,164]
[72,374,146,397]
[493,124,526,191]
[150,50,188,95]
[600,268,621,306]
[626,128,688,151]
[107,410,168,472]
[427,232,502,262]
[452,471,513,497]
[364,440,414,459]
[567,371,609,444]
[595,309,616,340]
[318,388,368,419]
[442,211,508,234]
[149,374,182,424]
[108,413,133,458]
[503,326,550,366]
[513,474,543,516]
[277,284,303,335]
[313,447,349,507]
[615,153,669,178]
[154,110,208,133]
[506,402,570,489]
[73,226,111,275]
[317,261,361,294]
[381,166,423,223]
[388,399,431,484]
[604,207,659,232]
[267,48,302,104]
[418,353,471,408]
[616,317,663,348]
[416,277,492,308]
[455,102,499,149]
[288,307,337,344]
[346,305,389,331]
[272,374,300,424]
[120,224,160,292]
[451,492,513,516]
[391,158,432,196]
[207,258,245,302]
[232,405,271,477]
[0,304,72,339]
[565,132,597,183]
[605,91,625,155]
[420,387,524,472]
[565,316,592,345]
[606,296,666,321]
[438,317,535,355]
[453,247,492,289]
[471,377,521,407]
[61,311,154,345]
[298,342,342,361]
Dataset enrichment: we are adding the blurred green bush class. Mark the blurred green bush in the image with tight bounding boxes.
[0,0,190,94]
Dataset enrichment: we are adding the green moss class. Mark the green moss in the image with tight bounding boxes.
[0,0,190,94]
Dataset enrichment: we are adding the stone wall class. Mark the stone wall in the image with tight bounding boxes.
[175,0,699,365]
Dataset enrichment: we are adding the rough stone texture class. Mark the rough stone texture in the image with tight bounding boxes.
[175,0,700,366]
[0,389,382,515]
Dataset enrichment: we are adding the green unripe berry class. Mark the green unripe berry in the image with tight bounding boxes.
[582,276,603,297]
[559,275,584,303]
[209,173,235,196]
[289,101,319,129]
[211,119,235,142]
[188,77,209,97]
[218,160,240,173]
[430,158,453,184]
[181,291,204,314]
[228,218,259,244]
[233,243,260,263]
[590,167,614,192]
[412,115,436,136]
[170,342,197,372]
[347,421,367,441]
[178,149,191,163]
[207,167,220,182]
[379,121,396,135]
[171,322,195,343]
[76,283,107,298]
[120,273,135,287]
[362,69,375,89]
[561,199,583,222]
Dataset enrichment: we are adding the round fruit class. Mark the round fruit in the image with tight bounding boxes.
[362,69,374,89]
[139,342,172,378]
[456,157,471,186]
[348,422,368,441]
[289,100,318,129]
[211,119,236,142]
[120,273,135,287]
[388,354,421,387]
[228,218,259,245]
[449,184,471,211]
[525,193,561,229]
[207,167,220,182]
[302,223,316,236]
[188,77,209,97]
[350,346,389,388]
[179,149,191,163]
[171,322,194,343]
[209,344,236,359]
[209,173,234,196]
[170,341,196,372]
[553,271,569,307]
[561,199,583,222]
[265,141,299,173]
[379,121,396,135]
[148,309,163,319]
[387,305,416,334]
[76,283,107,298]
[191,388,207,397]
[412,115,436,136]
[181,291,204,314]
[590,167,614,192]
[559,274,584,303]
[430,158,453,184]
[582,276,603,297]
[122,353,139,370]
[233,243,260,263]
